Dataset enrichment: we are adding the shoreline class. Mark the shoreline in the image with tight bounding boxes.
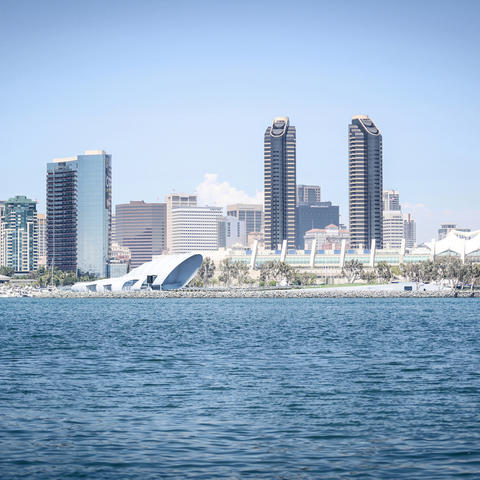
[0,285,475,299]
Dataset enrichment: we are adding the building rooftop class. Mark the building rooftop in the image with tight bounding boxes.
[6,195,35,204]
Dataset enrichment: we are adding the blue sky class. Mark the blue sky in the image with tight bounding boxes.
[1,0,479,242]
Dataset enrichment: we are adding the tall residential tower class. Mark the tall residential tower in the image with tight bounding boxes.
[348,115,383,249]
[264,117,296,250]
[1,196,38,273]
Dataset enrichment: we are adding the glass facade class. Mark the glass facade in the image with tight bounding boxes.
[76,153,111,277]
[47,151,111,277]
[295,202,340,249]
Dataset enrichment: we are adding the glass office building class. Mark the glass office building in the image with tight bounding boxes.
[47,150,111,277]
[115,201,167,268]
[295,202,340,249]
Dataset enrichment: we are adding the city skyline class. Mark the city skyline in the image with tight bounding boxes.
[1,1,479,243]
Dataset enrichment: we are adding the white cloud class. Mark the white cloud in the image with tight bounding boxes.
[195,173,263,209]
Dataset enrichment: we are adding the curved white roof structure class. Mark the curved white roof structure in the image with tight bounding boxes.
[72,253,203,293]
[424,229,480,261]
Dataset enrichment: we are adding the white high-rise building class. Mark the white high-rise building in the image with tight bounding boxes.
[171,206,223,253]
[0,201,5,267]
[382,189,416,250]
[165,193,197,253]
[383,210,404,249]
[37,213,47,266]
[218,216,247,248]
[1,196,38,273]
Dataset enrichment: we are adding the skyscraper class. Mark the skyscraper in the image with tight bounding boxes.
[382,189,417,250]
[349,115,383,249]
[382,210,404,249]
[403,213,416,248]
[170,206,223,253]
[226,204,263,237]
[0,201,5,268]
[47,150,111,277]
[165,193,197,253]
[296,185,321,204]
[264,117,296,250]
[115,201,167,268]
[37,213,47,266]
[0,196,38,273]
[383,190,400,211]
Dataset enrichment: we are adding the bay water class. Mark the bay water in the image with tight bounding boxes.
[1,298,479,479]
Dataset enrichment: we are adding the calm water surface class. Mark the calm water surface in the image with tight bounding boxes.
[0,298,479,479]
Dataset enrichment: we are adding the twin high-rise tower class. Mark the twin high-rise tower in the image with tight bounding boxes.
[348,115,383,249]
[264,114,383,252]
[264,117,296,250]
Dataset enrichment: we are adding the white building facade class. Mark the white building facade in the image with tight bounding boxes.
[382,210,404,249]
[382,189,416,250]
[165,193,197,253]
[219,216,246,248]
[171,206,223,253]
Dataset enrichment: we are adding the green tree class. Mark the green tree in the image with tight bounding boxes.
[259,261,297,285]
[360,270,376,283]
[191,257,216,287]
[468,263,480,292]
[442,257,464,291]
[342,259,363,284]
[375,261,392,283]
[0,266,14,277]
[218,258,238,286]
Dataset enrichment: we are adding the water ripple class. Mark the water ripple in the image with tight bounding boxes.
[0,298,479,478]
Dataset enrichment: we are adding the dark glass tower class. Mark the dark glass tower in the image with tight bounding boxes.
[348,115,383,249]
[264,117,296,250]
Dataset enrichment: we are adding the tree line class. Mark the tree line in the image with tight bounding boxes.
[342,257,480,291]
[189,257,316,288]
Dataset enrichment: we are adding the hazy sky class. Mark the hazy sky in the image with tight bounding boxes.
[1,0,479,242]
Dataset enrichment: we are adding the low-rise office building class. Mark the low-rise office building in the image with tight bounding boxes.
[304,225,350,251]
